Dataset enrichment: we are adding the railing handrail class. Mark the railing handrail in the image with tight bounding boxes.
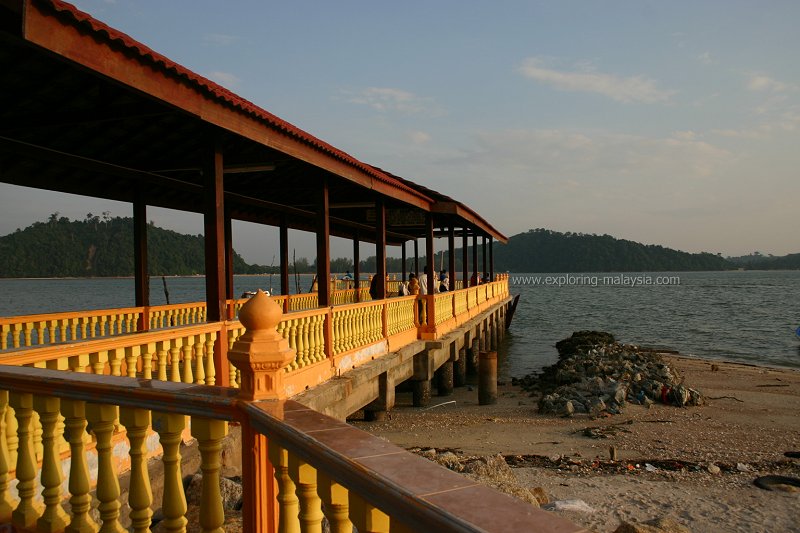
[0,322,222,366]
[0,363,577,533]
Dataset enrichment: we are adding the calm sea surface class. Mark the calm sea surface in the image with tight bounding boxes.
[1,271,798,377]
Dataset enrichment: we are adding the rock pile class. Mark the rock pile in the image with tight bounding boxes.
[512,331,703,417]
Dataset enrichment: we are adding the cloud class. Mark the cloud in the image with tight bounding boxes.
[747,74,789,93]
[204,33,238,46]
[697,52,714,65]
[673,130,698,141]
[712,128,764,139]
[517,57,674,104]
[345,87,439,114]
[409,131,431,144]
[207,71,241,88]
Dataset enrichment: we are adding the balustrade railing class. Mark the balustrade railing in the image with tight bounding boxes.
[0,365,584,533]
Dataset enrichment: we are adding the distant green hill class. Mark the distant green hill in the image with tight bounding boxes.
[492,229,733,272]
[1,217,795,277]
[726,252,800,270]
[0,214,269,277]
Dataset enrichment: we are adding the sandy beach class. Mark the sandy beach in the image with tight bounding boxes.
[353,355,800,532]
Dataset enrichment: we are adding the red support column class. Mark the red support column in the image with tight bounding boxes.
[225,213,234,320]
[203,142,229,387]
[471,233,478,287]
[425,213,435,332]
[279,217,289,312]
[316,177,331,307]
[448,226,455,290]
[133,191,149,331]
[375,199,387,300]
[353,230,361,302]
[462,228,468,290]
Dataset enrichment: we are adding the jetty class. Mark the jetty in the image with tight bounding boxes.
[0,1,586,531]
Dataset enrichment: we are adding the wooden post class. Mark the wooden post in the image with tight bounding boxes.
[489,236,495,280]
[401,240,407,282]
[414,239,419,276]
[133,191,149,331]
[375,198,387,299]
[203,141,229,387]
[225,213,235,320]
[280,216,289,312]
[482,235,488,280]
[317,177,331,307]
[472,233,478,286]
[353,231,361,302]
[448,226,455,290]
[425,213,435,331]
[462,228,468,290]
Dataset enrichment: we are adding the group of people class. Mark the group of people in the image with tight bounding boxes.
[362,268,492,299]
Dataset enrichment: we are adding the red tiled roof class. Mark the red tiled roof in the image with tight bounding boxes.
[40,0,431,202]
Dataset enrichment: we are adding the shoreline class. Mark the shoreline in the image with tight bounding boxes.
[356,353,800,532]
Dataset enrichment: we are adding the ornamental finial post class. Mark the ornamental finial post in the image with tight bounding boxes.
[228,290,296,400]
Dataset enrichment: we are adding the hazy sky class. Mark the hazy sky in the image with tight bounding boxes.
[3,1,798,262]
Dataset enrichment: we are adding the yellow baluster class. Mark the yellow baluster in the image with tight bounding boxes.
[86,403,124,533]
[348,494,390,533]
[287,456,324,533]
[61,399,98,533]
[267,442,299,533]
[98,316,108,337]
[108,314,118,336]
[297,318,308,367]
[141,343,156,380]
[68,353,89,374]
[23,322,34,347]
[33,395,69,532]
[4,404,17,479]
[10,323,22,349]
[156,341,169,381]
[125,345,141,378]
[191,418,228,533]
[317,473,351,533]
[120,407,153,533]
[0,324,8,350]
[0,391,14,524]
[153,412,188,532]
[182,335,195,384]
[9,392,42,530]
[205,334,216,385]
[169,339,183,383]
[57,319,68,343]
[194,335,206,384]
[89,351,107,375]
[108,348,123,377]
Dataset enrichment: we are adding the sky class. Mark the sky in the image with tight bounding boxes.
[2,0,799,263]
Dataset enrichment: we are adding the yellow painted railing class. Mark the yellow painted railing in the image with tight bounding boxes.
[2,279,510,387]
[433,292,455,325]
[0,323,221,386]
[0,308,142,351]
[331,301,384,356]
[0,365,584,533]
[386,296,417,336]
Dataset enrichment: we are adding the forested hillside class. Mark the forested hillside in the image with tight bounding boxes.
[2,217,794,277]
[492,229,733,272]
[0,214,264,277]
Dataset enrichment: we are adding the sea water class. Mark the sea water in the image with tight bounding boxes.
[1,271,798,376]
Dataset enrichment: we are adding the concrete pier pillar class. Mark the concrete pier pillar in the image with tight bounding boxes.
[412,380,431,407]
[454,347,467,387]
[490,317,498,350]
[364,373,394,421]
[466,338,479,377]
[436,361,454,396]
[478,351,497,405]
[364,410,386,422]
